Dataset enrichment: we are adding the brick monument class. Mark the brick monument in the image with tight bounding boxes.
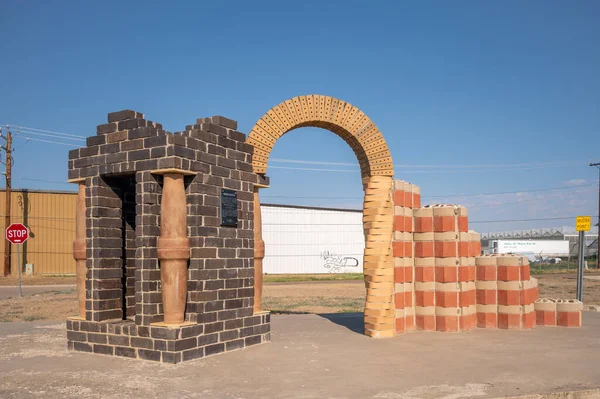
[66,110,270,363]
[67,95,582,364]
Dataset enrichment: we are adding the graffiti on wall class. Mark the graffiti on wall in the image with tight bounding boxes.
[320,251,359,273]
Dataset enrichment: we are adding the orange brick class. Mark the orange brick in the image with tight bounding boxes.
[392,241,404,257]
[522,312,536,329]
[404,191,413,208]
[434,241,457,258]
[435,266,458,283]
[415,266,435,282]
[477,312,497,328]
[476,265,497,281]
[395,317,405,334]
[394,292,404,309]
[476,289,497,305]
[459,290,476,307]
[459,265,476,282]
[404,266,413,283]
[404,291,413,307]
[458,241,470,257]
[434,216,455,232]
[414,217,433,233]
[416,314,435,330]
[414,242,434,257]
[498,313,521,329]
[394,267,404,283]
[436,291,458,307]
[470,313,477,329]
[404,216,413,232]
[405,315,415,331]
[557,311,581,327]
[520,288,537,306]
[498,290,521,306]
[460,315,475,331]
[458,216,468,232]
[536,310,556,326]
[404,242,413,257]
[469,241,481,257]
[498,266,520,281]
[521,265,530,281]
[415,291,435,306]
[393,215,404,232]
[393,190,404,206]
[436,315,459,332]
[413,193,421,208]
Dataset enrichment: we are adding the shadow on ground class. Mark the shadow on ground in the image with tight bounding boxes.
[318,312,364,334]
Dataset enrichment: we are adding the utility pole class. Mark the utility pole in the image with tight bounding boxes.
[591,162,600,269]
[1,126,12,276]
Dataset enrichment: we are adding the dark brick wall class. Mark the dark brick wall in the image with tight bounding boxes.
[67,313,270,364]
[67,109,270,362]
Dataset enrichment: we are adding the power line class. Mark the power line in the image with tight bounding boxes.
[13,136,79,147]
[261,183,596,200]
[426,184,596,198]
[6,125,85,139]
[269,157,584,170]
[20,177,73,185]
[268,163,585,174]
[15,130,85,142]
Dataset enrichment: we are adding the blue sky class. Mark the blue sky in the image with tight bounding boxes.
[0,1,598,233]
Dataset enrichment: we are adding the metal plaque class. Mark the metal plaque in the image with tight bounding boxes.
[220,189,238,227]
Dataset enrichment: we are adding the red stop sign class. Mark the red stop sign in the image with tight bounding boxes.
[6,223,29,244]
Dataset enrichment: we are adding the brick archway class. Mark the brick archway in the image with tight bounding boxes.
[247,95,395,338]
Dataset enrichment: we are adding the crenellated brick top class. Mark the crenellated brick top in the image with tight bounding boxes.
[68,110,268,187]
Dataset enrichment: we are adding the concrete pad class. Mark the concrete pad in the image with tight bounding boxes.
[1,313,600,398]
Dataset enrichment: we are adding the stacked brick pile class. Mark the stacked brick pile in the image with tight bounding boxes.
[474,254,538,329]
[393,190,482,333]
[392,180,419,334]
[535,298,583,327]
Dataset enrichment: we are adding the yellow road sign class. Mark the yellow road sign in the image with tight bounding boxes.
[576,216,591,232]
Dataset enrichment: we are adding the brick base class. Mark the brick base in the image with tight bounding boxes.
[66,312,270,364]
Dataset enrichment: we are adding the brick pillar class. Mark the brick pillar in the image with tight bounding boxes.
[157,172,191,325]
[413,206,435,331]
[433,206,460,332]
[86,176,124,322]
[73,181,87,319]
[135,171,162,326]
[363,176,395,338]
[253,185,266,314]
[476,255,498,328]
[392,180,418,334]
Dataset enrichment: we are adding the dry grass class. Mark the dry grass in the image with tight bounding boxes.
[0,289,77,322]
[1,272,599,322]
[263,281,365,314]
[535,272,600,304]
[0,275,75,286]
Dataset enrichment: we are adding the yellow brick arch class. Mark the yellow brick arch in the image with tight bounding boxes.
[246,95,394,178]
[247,95,396,338]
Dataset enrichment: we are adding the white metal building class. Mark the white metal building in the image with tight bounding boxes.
[261,204,364,274]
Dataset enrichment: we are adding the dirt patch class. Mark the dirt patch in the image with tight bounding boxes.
[0,290,78,322]
[263,281,365,313]
[535,272,600,305]
[0,276,75,286]
[1,274,599,323]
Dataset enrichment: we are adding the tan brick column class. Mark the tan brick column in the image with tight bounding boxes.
[363,176,394,338]
[73,180,87,319]
[156,172,191,325]
[253,184,268,314]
